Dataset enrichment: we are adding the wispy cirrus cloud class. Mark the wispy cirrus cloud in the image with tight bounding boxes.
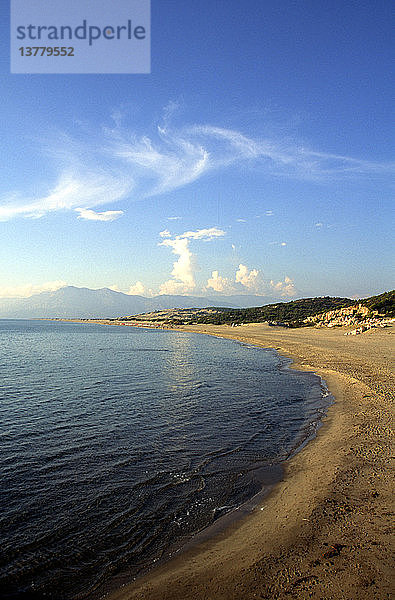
[185,124,394,178]
[1,111,393,222]
[0,171,130,222]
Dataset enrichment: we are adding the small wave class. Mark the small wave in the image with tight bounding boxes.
[212,504,235,518]
[0,319,331,600]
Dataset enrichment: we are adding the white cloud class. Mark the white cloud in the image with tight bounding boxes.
[159,236,197,294]
[236,218,247,223]
[127,281,146,295]
[266,210,274,216]
[0,171,130,222]
[206,264,298,298]
[190,125,395,179]
[0,280,67,298]
[159,280,191,295]
[167,216,182,220]
[269,276,297,297]
[235,264,260,290]
[111,124,210,198]
[109,282,154,296]
[2,113,392,222]
[159,227,226,295]
[75,208,123,221]
[160,226,225,244]
[315,222,323,227]
[180,227,226,241]
[206,271,234,293]
[157,226,298,298]
[269,241,287,247]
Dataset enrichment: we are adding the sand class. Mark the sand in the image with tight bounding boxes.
[98,323,394,600]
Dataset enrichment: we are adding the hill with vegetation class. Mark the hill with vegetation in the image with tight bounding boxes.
[189,296,356,326]
[120,291,395,328]
[359,290,395,317]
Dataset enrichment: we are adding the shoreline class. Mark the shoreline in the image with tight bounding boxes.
[89,342,329,600]
[94,322,393,600]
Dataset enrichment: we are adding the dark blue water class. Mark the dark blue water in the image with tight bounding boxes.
[0,320,331,599]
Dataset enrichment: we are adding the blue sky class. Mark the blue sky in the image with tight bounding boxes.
[1,0,393,300]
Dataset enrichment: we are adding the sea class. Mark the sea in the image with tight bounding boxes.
[0,319,332,599]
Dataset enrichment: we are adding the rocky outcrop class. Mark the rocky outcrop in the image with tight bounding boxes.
[304,304,394,334]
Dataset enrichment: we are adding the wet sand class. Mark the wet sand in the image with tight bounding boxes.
[99,323,394,600]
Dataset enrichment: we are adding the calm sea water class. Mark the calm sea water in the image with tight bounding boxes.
[0,320,331,599]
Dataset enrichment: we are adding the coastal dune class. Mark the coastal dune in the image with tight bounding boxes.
[104,324,394,600]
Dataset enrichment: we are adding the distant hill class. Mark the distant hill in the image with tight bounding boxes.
[0,286,285,319]
[1,286,392,322]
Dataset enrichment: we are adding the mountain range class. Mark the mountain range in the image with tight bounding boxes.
[0,286,286,319]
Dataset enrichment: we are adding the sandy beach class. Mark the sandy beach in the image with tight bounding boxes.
[99,322,394,600]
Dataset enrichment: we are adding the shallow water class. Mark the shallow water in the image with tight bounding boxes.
[0,320,331,599]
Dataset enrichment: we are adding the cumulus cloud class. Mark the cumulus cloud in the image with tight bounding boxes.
[1,112,393,221]
[159,237,197,294]
[205,263,298,298]
[109,281,154,296]
[270,276,297,297]
[127,281,146,296]
[235,264,260,290]
[206,270,234,293]
[0,280,67,298]
[159,227,226,295]
[159,279,192,296]
[75,208,124,221]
